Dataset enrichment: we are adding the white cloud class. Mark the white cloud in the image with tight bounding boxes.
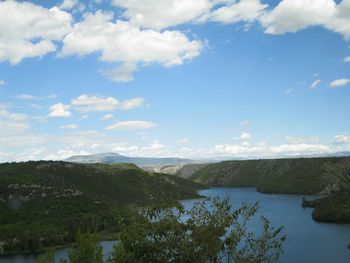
[261,0,335,35]
[102,63,137,82]
[240,132,251,140]
[60,124,78,129]
[60,11,203,78]
[101,114,114,121]
[16,94,41,100]
[344,56,350,62]
[44,149,89,160]
[210,0,268,24]
[0,109,30,132]
[106,121,157,130]
[48,103,71,118]
[286,136,320,144]
[178,138,190,144]
[261,0,350,39]
[334,134,350,143]
[59,0,78,10]
[70,94,145,112]
[0,1,72,64]
[270,143,330,154]
[325,0,350,39]
[240,119,251,126]
[112,0,213,30]
[310,79,321,89]
[0,80,5,86]
[48,94,58,99]
[330,78,350,88]
[209,142,330,157]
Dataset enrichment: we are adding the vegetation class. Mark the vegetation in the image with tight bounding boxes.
[302,192,350,223]
[40,197,286,263]
[0,161,203,255]
[191,157,350,194]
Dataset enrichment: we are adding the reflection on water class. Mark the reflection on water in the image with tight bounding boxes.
[1,188,350,263]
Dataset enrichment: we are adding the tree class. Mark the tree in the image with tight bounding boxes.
[108,196,286,263]
[68,231,103,263]
[38,248,55,263]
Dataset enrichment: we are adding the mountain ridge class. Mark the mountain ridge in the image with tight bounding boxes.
[65,152,198,167]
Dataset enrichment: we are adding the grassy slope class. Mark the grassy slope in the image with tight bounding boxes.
[191,157,350,194]
[0,161,203,254]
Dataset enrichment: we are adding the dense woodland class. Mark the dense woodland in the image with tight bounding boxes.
[1,157,350,259]
[0,161,202,254]
[191,157,350,223]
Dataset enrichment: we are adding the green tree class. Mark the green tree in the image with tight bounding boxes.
[109,196,286,263]
[68,231,103,263]
[38,248,55,263]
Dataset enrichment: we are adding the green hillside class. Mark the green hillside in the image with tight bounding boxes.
[302,192,350,223]
[191,157,350,194]
[0,161,203,254]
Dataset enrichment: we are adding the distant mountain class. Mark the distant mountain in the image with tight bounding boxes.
[66,152,197,167]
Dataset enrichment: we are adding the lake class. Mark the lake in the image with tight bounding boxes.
[1,187,350,263]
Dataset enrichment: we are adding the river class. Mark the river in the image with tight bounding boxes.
[1,187,350,263]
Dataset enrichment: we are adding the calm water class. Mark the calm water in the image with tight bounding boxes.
[1,187,350,263]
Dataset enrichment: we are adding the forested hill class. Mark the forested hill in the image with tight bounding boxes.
[191,157,350,194]
[0,161,203,254]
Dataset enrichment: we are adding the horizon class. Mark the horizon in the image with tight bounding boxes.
[1,0,350,162]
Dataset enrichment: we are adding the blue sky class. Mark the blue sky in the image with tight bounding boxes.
[0,0,350,161]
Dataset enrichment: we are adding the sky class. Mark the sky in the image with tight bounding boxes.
[0,0,350,162]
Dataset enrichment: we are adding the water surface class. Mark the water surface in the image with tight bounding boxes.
[182,188,350,263]
[1,188,350,263]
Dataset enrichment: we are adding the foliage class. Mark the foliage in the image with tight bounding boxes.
[303,192,350,223]
[0,161,202,254]
[192,157,350,194]
[108,196,286,263]
[38,248,55,263]
[68,231,103,263]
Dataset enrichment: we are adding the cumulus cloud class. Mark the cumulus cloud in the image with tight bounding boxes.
[310,79,321,89]
[210,0,267,24]
[240,132,251,140]
[112,0,213,30]
[270,143,330,154]
[285,136,320,144]
[261,0,350,39]
[48,103,71,118]
[261,0,335,34]
[334,134,350,143]
[102,63,137,82]
[106,121,157,130]
[0,1,72,64]
[60,11,203,74]
[101,114,114,121]
[209,141,330,157]
[330,78,350,88]
[70,94,145,112]
[58,0,79,10]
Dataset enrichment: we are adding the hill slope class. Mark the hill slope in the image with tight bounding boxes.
[191,157,350,194]
[65,152,196,167]
[0,161,203,254]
